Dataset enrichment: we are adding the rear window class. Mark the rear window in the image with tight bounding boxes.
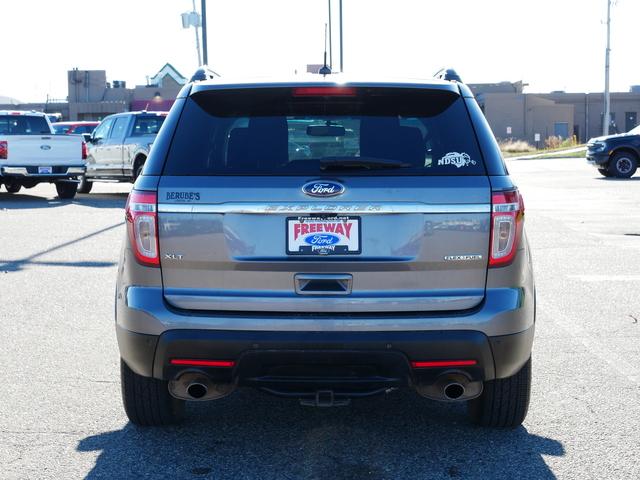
[0,115,51,135]
[162,87,486,176]
[131,116,166,136]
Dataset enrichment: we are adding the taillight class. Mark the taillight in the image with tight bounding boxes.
[411,360,478,368]
[0,141,7,159]
[489,190,524,268]
[82,141,87,160]
[125,190,159,267]
[170,359,235,367]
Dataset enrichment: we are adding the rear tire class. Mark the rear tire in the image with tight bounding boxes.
[121,359,185,426]
[55,181,77,199]
[467,357,531,428]
[77,176,93,194]
[608,152,638,178]
[5,180,22,193]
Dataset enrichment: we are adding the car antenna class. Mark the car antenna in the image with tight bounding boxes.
[318,23,332,75]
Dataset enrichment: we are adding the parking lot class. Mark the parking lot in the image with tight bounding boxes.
[1,157,639,479]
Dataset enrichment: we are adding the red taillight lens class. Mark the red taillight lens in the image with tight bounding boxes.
[125,190,159,267]
[0,141,7,159]
[411,360,478,368]
[489,190,524,268]
[170,359,235,367]
[81,141,87,160]
[292,86,357,96]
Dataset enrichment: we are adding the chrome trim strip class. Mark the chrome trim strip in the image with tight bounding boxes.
[1,166,85,176]
[158,202,490,215]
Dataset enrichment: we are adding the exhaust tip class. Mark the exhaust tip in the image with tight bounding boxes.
[186,382,208,400]
[443,382,465,400]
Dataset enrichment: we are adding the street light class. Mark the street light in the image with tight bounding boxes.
[181,1,202,66]
[603,0,611,136]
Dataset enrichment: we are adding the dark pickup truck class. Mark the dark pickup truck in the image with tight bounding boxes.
[586,125,640,178]
[79,111,168,193]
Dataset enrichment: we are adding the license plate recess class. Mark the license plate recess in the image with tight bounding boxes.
[286,216,361,255]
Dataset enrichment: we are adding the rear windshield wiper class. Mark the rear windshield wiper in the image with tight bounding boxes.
[319,156,412,171]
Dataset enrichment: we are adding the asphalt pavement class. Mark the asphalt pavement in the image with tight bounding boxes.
[0,160,639,479]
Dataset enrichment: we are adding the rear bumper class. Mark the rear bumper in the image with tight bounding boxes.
[116,323,535,394]
[1,165,85,177]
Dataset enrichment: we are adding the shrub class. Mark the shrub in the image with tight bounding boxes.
[498,138,535,153]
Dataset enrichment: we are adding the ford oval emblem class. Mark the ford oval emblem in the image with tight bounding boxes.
[304,234,340,246]
[302,181,345,197]
[40,145,51,150]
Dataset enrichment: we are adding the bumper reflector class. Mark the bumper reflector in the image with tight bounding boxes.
[170,359,235,367]
[411,360,477,368]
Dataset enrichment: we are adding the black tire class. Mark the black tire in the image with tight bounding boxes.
[55,181,77,199]
[133,158,146,181]
[5,180,21,193]
[121,359,185,426]
[608,152,638,178]
[467,357,531,428]
[77,176,93,194]
[597,168,614,178]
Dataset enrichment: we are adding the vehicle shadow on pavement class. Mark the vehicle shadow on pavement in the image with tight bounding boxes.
[78,388,563,480]
[0,222,123,272]
[0,191,129,210]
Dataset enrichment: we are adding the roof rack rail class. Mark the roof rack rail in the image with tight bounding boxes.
[190,65,221,83]
[433,68,463,83]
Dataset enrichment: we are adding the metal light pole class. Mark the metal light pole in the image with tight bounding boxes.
[181,1,203,66]
[603,0,611,136]
[201,0,208,66]
[339,0,343,72]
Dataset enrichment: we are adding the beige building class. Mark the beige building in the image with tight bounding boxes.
[1,69,637,146]
[470,81,640,144]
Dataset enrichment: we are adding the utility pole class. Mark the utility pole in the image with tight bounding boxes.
[201,0,208,66]
[603,0,611,136]
[339,0,343,72]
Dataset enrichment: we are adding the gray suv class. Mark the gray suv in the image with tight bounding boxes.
[116,71,535,427]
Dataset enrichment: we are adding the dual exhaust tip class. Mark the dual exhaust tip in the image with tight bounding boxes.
[168,372,234,401]
[417,373,483,402]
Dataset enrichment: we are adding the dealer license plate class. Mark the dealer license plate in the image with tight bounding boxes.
[286,216,361,255]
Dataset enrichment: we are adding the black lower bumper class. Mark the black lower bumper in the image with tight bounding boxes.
[117,325,534,398]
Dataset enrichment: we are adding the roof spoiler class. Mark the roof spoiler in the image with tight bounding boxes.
[434,68,463,83]
[190,65,221,83]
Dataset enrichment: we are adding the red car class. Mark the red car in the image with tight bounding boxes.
[52,121,99,137]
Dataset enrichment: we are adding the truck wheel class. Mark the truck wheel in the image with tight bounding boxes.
[77,176,93,194]
[467,357,531,428]
[55,182,77,199]
[608,152,638,178]
[134,158,146,181]
[121,359,185,426]
[5,180,21,193]
[597,168,614,178]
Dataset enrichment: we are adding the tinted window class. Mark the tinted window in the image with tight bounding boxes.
[0,115,51,134]
[92,117,114,140]
[110,117,129,139]
[131,116,165,135]
[52,124,71,134]
[163,87,486,176]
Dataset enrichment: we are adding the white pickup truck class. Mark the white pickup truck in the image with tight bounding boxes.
[0,110,86,199]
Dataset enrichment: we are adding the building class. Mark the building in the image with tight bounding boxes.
[0,63,200,122]
[1,67,637,145]
[470,81,640,144]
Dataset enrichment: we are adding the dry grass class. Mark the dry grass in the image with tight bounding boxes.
[498,138,536,153]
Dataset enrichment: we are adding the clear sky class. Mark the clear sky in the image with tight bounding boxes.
[1,0,638,103]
